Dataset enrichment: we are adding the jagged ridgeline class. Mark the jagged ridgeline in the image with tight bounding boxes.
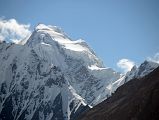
[0,24,121,120]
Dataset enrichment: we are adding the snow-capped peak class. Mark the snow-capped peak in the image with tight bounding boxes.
[35,23,65,34]
[35,24,52,30]
[25,24,105,70]
[0,24,122,120]
[27,24,87,51]
[137,60,159,77]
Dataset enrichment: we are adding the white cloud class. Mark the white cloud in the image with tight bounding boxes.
[117,59,135,73]
[0,18,31,43]
[147,53,159,64]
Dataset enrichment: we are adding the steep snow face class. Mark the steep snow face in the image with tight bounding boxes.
[0,42,88,120]
[27,24,103,67]
[0,24,121,120]
[26,24,121,106]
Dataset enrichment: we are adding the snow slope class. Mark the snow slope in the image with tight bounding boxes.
[0,24,121,120]
[0,41,89,120]
[26,24,121,105]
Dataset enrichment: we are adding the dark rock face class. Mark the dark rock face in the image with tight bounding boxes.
[0,96,14,120]
[31,93,64,120]
[78,67,159,120]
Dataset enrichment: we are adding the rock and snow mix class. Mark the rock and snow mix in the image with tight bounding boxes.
[0,24,158,120]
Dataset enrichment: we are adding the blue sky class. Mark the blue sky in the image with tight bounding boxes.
[0,0,159,72]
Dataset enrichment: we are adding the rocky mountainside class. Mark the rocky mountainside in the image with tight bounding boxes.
[78,66,159,120]
[0,24,121,120]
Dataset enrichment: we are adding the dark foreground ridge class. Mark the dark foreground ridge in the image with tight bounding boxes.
[78,67,159,120]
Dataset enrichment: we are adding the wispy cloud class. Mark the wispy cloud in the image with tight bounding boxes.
[117,59,135,73]
[0,18,31,43]
[147,52,159,64]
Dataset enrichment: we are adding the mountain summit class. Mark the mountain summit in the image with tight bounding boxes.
[0,24,121,120]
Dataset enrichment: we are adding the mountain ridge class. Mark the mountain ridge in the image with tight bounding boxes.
[78,66,159,120]
[0,24,121,120]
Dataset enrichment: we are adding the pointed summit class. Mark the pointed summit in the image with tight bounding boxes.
[35,23,51,30]
[26,24,71,47]
[35,23,65,34]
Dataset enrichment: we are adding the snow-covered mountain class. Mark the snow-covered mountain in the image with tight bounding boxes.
[125,60,159,82]
[1,23,158,120]
[0,24,121,120]
[0,42,89,120]
[107,60,159,94]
